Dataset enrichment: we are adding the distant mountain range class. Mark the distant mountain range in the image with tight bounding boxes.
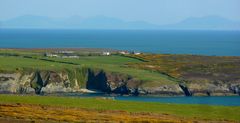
[0,15,240,30]
[161,16,240,30]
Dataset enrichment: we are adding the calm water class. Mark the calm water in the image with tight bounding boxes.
[1,29,240,106]
[62,93,240,106]
[0,29,240,56]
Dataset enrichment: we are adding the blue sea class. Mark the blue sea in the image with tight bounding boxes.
[62,93,240,106]
[116,96,240,106]
[0,29,240,56]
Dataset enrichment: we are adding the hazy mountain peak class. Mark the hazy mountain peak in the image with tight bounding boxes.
[1,15,240,30]
[181,16,233,24]
[163,16,240,30]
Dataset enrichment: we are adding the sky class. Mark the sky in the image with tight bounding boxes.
[0,0,240,25]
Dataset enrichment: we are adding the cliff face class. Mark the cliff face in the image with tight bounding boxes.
[0,68,239,96]
[0,68,142,95]
[0,71,72,94]
[87,69,142,94]
[185,81,240,96]
[0,73,34,94]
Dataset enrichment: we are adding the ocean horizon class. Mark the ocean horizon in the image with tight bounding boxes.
[0,29,240,56]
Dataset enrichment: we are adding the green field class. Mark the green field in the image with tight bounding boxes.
[0,94,239,122]
[0,56,72,71]
[46,56,176,84]
[0,53,178,85]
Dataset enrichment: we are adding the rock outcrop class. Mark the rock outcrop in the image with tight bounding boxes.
[179,83,192,96]
[0,68,142,95]
[0,73,35,94]
[0,68,240,96]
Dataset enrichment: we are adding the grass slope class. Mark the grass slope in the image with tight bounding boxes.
[0,56,72,71]
[0,94,239,122]
[0,54,178,85]
[47,55,176,84]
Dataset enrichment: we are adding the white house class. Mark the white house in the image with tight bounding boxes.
[62,56,79,58]
[55,51,74,54]
[45,53,58,57]
[119,51,130,55]
[102,52,111,56]
[134,52,141,55]
[130,51,141,55]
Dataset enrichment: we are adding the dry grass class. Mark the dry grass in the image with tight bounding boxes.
[1,94,239,122]
[0,103,196,123]
[127,54,240,82]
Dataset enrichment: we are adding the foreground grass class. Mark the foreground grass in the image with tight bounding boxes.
[0,94,239,122]
[0,103,183,122]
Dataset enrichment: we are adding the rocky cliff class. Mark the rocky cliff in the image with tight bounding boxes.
[0,68,142,95]
[0,68,239,96]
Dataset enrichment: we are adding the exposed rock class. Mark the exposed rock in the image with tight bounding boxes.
[0,71,76,94]
[0,68,240,96]
[41,83,73,94]
[130,88,140,96]
[142,84,184,96]
[229,84,240,95]
[179,83,192,96]
[30,71,44,94]
[86,69,110,92]
[186,81,239,96]
[112,85,130,95]
[0,73,33,93]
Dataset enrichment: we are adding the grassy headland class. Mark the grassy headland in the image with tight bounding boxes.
[0,48,240,96]
[0,49,240,122]
[0,49,178,85]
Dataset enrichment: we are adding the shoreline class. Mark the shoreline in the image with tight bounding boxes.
[1,93,240,106]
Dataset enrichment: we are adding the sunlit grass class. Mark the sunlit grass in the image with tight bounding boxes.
[0,55,178,85]
[0,94,239,121]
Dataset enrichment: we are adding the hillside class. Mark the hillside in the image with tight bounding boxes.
[0,49,239,96]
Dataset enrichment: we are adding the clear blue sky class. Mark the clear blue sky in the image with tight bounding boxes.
[0,0,239,25]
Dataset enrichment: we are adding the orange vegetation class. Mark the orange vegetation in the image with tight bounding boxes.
[0,103,234,123]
